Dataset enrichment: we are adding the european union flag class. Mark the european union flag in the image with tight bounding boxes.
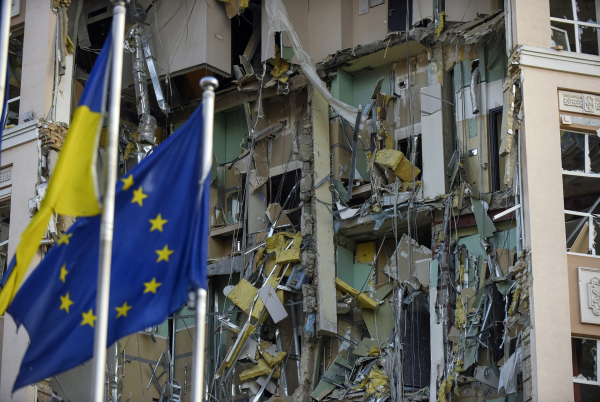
[7,102,210,390]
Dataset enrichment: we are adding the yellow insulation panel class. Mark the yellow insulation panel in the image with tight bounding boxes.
[239,358,281,382]
[334,277,377,309]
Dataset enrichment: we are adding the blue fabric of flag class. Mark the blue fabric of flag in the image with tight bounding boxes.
[7,103,209,390]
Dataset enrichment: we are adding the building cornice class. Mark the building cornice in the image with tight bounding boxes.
[518,45,600,77]
[1,120,38,151]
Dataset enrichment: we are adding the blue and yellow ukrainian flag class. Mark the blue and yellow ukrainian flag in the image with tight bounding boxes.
[0,32,112,315]
[8,95,210,390]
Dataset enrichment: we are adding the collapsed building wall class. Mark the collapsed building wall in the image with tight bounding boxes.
[196,3,531,402]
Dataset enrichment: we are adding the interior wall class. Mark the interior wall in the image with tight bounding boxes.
[351,0,389,47]
[454,79,504,194]
[394,57,429,131]
[261,0,310,62]
[351,65,391,109]
[213,108,248,164]
[308,0,343,63]
[120,333,168,401]
[412,0,433,25]
[444,0,492,23]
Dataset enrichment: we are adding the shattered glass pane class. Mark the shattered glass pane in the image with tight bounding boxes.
[550,0,574,20]
[5,99,19,128]
[8,31,23,100]
[561,131,586,172]
[565,194,600,215]
[565,215,593,254]
[577,0,598,23]
[574,383,600,401]
[579,25,600,55]
[563,175,600,202]
[572,338,597,381]
[591,135,600,173]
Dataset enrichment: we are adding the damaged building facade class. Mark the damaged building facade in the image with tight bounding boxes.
[1,0,600,401]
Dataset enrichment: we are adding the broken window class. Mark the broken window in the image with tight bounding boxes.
[573,337,600,401]
[562,130,600,254]
[550,0,600,55]
[231,0,261,76]
[6,29,23,128]
[0,198,9,284]
[561,130,600,174]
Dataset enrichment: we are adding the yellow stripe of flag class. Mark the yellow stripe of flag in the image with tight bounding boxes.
[0,33,111,315]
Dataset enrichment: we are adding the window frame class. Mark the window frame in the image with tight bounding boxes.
[562,129,598,177]
[550,0,600,54]
[573,336,600,386]
[5,28,24,127]
[565,210,598,256]
[562,129,600,256]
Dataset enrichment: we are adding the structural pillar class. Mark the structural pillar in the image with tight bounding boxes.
[312,87,337,335]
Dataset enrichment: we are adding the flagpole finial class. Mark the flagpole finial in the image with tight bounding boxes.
[200,77,218,92]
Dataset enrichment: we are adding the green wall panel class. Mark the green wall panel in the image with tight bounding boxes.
[351,65,390,109]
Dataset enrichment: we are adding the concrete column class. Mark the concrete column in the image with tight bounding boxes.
[312,87,337,335]
[519,67,573,402]
[19,0,56,124]
[510,0,551,48]
[54,54,74,124]
[0,135,41,401]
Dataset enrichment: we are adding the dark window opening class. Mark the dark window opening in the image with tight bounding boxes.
[75,16,113,75]
[489,106,503,192]
[397,134,423,175]
[266,169,302,230]
[0,198,10,283]
[388,0,413,32]
[6,29,23,127]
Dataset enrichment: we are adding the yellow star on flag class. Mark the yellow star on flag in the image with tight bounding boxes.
[149,214,168,232]
[116,301,132,318]
[60,264,68,283]
[121,174,134,190]
[143,278,162,294]
[131,186,148,207]
[156,245,174,262]
[57,233,72,246]
[59,292,73,313]
[81,308,96,327]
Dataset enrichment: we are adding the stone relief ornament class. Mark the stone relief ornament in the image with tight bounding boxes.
[585,95,595,112]
[589,277,600,316]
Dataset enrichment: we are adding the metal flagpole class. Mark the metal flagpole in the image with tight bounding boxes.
[192,76,218,402]
[92,2,126,401]
[0,0,12,122]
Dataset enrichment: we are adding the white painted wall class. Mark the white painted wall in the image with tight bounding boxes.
[444,0,492,23]
[455,79,504,122]
[0,125,40,401]
[18,0,56,124]
[262,0,389,63]
[421,83,446,199]
[149,0,231,76]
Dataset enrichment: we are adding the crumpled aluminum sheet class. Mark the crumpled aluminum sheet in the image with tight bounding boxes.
[138,113,157,144]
